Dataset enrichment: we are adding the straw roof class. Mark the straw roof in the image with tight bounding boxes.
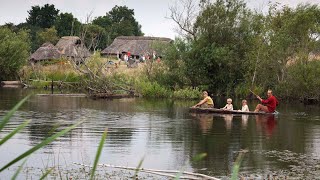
[30,43,61,62]
[101,36,173,56]
[55,36,91,60]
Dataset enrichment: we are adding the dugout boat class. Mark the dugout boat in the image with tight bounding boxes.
[189,107,276,115]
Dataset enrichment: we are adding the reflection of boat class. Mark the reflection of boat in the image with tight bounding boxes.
[189,107,274,115]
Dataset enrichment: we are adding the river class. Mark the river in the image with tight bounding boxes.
[0,88,320,179]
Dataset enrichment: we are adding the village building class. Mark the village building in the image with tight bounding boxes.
[30,43,61,63]
[55,36,91,63]
[101,36,172,59]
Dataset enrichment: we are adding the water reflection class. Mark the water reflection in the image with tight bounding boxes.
[190,113,214,134]
[1,88,320,179]
[255,115,277,137]
[191,113,275,135]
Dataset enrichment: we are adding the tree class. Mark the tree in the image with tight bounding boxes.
[36,27,59,45]
[182,0,253,93]
[0,27,30,80]
[82,24,107,51]
[92,5,144,46]
[55,12,81,37]
[26,4,60,28]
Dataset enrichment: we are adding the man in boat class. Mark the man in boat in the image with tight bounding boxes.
[254,89,278,113]
[192,91,214,108]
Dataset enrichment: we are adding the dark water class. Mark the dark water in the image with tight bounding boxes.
[1,88,320,179]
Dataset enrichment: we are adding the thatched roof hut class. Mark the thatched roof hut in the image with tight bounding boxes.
[30,43,61,62]
[55,36,91,62]
[101,36,172,57]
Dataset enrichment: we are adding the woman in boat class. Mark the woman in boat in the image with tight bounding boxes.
[193,91,214,108]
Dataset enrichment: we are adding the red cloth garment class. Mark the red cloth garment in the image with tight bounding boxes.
[261,95,278,112]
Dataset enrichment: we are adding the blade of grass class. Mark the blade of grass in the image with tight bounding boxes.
[0,120,31,146]
[231,152,245,180]
[175,153,207,180]
[0,95,31,132]
[90,128,107,180]
[39,168,53,180]
[11,159,27,180]
[133,156,145,179]
[0,120,84,172]
[192,153,207,162]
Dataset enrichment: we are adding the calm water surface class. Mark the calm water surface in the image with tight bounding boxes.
[1,88,320,179]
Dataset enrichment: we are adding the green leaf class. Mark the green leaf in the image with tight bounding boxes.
[0,120,31,146]
[231,152,245,180]
[0,120,84,172]
[192,153,207,162]
[133,156,145,178]
[39,168,53,180]
[0,95,31,132]
[11,159,27,180]
[90,128,107,180]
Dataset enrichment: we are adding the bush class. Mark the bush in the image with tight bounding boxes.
[0,27,30,80]
[173,87,202,99]
[234,83,264,98]
[276,61,320,100]
[134,79,171,98]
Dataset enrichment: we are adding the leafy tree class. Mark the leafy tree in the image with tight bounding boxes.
[55,12,81,37]
[26,4,60,28]
[0,27,30,80]
[92,5,144,47]
[181,0,253,94]
[82,24,107,51]
[36,27,59,45]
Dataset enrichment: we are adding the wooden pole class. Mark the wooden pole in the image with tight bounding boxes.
[73,162,220,180]
[51,80,54,94]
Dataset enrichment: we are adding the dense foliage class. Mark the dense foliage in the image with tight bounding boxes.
[1,4,143,52]
[0,27,30,81]
[155,0,320,100]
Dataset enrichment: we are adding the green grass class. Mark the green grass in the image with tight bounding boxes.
[90,128,108,180]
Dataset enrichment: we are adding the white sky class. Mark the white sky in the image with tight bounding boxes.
[0,0,319,39]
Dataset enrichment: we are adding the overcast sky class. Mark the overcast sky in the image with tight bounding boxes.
[0,0,319,39]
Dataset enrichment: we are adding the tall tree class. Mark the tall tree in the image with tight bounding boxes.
[26,4,59,28]
[55,12,81,37]
[36,27,59,45]
[92,5,144,47]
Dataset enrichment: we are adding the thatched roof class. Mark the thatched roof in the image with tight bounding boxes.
[55,36,91,59]
[30,43,61,62]
[101,36,173,56]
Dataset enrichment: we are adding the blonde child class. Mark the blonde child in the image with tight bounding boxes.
[240,99,249,112]
[222,98,233,110]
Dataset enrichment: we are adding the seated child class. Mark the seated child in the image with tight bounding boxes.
[240,99,249,112]
[222,98,233,110]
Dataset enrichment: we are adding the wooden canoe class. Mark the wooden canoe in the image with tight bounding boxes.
[189,107,275,115]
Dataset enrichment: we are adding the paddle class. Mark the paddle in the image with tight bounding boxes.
[249,89,258,97]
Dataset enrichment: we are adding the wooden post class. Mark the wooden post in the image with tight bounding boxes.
[51,80,54,94]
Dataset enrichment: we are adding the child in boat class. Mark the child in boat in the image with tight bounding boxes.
[222,98,233,110]
[240,99,249,112]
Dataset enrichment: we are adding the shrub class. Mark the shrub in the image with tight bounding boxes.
[134,79,171,98]
[173,87,202,99]
[0,27,30,81]
[276,61,320,100]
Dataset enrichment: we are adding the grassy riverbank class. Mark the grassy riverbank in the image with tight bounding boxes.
[19,57,202,99]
